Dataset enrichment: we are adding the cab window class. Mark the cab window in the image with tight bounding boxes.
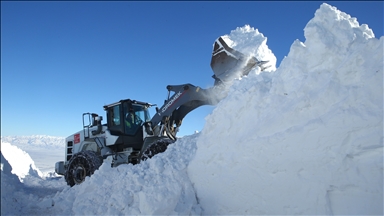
[123,102,150,135]
[108,105,123,134]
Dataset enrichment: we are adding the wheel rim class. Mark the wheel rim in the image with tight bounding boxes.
[65,151,103,187]
[73,164,86,184]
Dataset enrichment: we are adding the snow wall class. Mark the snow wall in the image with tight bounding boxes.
[1,143,46,215]
[1,142,43,180]
[188,3,383,215]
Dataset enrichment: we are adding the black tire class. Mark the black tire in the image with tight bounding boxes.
[64,150,103,187]
[140,139,174,161]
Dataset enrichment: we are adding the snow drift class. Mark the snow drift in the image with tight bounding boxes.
[188,3,383,215]
[1,3,383,215]
[1,142,43,180]
[1,135,65,173]
[1,143,67,215]
[1,151,25,215]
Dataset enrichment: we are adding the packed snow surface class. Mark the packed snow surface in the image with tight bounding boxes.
[1,3,383,215]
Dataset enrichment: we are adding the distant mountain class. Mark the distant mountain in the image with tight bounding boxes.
[1,135,65,149]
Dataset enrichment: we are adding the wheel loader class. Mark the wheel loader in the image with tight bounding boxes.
[55,37,269,187]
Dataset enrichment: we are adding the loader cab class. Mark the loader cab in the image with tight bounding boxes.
[104,99,151,137]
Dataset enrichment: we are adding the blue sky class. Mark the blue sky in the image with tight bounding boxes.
[1,1,383,137]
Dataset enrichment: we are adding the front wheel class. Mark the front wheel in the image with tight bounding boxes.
[64,150,103,187]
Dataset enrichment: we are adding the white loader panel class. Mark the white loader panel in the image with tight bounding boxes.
[65,130,84,162]
[105,130,119,146]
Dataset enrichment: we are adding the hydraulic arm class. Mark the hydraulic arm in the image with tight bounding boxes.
[149,83,225,140]
[150,37,270,140]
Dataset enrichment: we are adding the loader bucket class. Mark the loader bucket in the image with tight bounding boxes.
[210,37,269,83]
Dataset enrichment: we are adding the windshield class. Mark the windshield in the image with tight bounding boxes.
[123,102,151,135]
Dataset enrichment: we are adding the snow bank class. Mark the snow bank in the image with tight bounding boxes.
[188,3,383,215]
[49,134,201,215]
[1,142,43,180]
[1,151,25,215]
[1,136,65,173]
[1,142,66,215]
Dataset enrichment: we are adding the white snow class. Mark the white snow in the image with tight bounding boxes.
[1,143,67,215]
[1,142,43,180]
[1,135,65,173]
[188,3,383,215]
[1,3,383,215]
[221,24,277,73]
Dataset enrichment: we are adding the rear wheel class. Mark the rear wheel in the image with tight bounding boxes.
[140,139,174,161]
[64,150,103,187]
